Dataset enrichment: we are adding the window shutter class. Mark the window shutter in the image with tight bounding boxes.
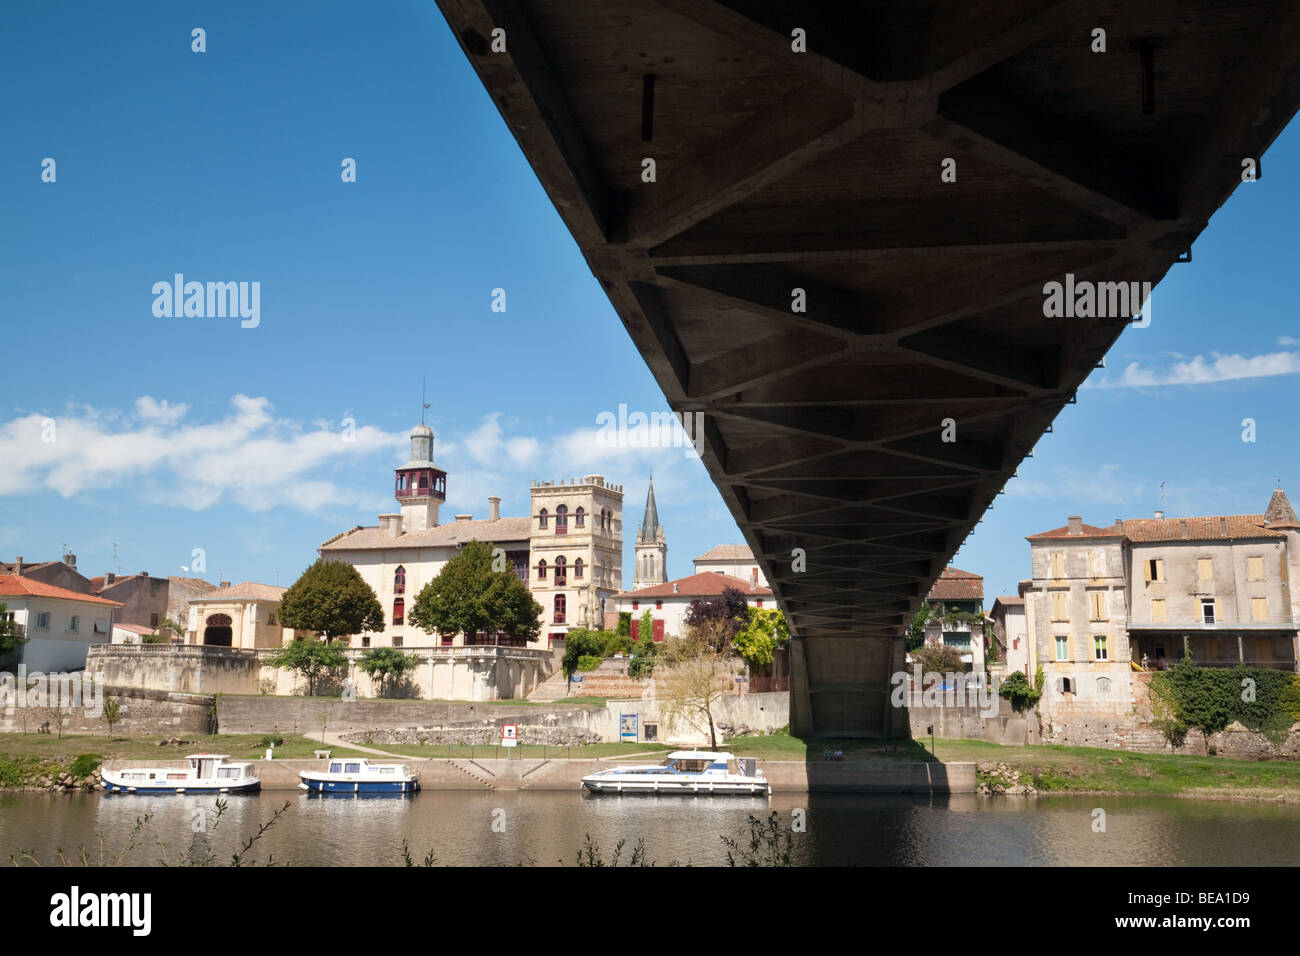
[1215,598,1223,621]
[1155,559,1164,581]
[1143,560,1152,583]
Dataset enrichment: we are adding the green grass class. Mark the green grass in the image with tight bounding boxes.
[367,741,672,759]
[0,732,370,773]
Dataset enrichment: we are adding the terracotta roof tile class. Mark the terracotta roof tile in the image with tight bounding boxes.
[1026,523,1124,540]
[617,572,771,600]
[0,574,125,607]
[694,545,755,562]
[190,582,288,602]
[1115,514,1283,541]
[320,517,532,551]
[927,566,984,602]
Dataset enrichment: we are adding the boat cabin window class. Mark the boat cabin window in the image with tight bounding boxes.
[329,763,343,773]
[218,767,240,778]
[344,763,361,773]
[673,759,711,773]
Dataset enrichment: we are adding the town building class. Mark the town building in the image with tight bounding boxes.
[693,544,768,589]
[89,572,169,630]
[920,566,987,672]
[0,573,123,672]
[989,589,1030,677]
[631,476,667,590]
[1,555,90,594]
[614,571,772,642]
[319,422,624,648]
[1024,489,1300,723]
[184,581,306,649]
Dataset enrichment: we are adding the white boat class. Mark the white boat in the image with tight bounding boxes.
[582,750,770,795]
[299,758,420,795]
[101,754,260,794]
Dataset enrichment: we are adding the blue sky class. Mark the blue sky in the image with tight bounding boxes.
[2,2,1298,606]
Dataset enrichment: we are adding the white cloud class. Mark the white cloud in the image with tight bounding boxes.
[1278,336,1300,347]
[1086,350,1300,388]
[1006,464,1137,505]
[134,396,189,424]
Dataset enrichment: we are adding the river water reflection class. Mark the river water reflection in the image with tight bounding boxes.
[1,790,1296,866]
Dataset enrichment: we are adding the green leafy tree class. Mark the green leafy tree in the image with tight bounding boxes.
[905,603,936,651]
[0,602,29,660]
[615,612,632,638]
[637,609,655,647]
[407,541,542,645]
[265,640,348,696]
[911,643,965,675]
[732,607,790,667]
[145,617,186,644]
[357,647,419,697]
[279,559,384,643]
[102,698,121,736]
[998,671,1040,713]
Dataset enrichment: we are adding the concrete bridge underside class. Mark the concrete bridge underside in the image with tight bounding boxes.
[436,0,1300,735]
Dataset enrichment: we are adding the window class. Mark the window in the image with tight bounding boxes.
[150,612,160,628]
[1197,558,1214,582]
[1201,599,1216,624]
[1059,677,1074,694]
[1089,591,1107,621]
[556,505,568,535]
[554,556,567,586]
[1093,635,1109,660]
[655,600,662,610]
[632,601,639,611]
[757,599,764,608]
[393,634,403,648]
[1151,598,1167,622]
[393,598,405,626]
[574,558,584,579]
[69,615,79,632]
[1051,592,1068,621]
[36,612,50,629]
[1050,552,1065,578]
[1055,636,1070,661]
[1252,596,1268,622]
[268,612,277,626]
[537,559,547,580]
[394,565,406,594]
[1248,556,1264,581]
[362,636,371,648]
[1097,677,1111,693]
[554,594,566,624]
[1088,551,1105,577]
[1144,558,1164,582]
[538,508,548,529]
[575,507,585,528]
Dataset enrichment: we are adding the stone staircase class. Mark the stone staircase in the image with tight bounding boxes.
[527,669,573,702]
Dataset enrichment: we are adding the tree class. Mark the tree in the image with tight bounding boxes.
[905,602,936,651]
[265,639,348,696]
[0,602,28,662]
[279,559,385,643]
[911,643,965,675]
[357,648,419,697]
[103,697,121,736]
[145,617,186,644]
[684,586,749,652]
[657,620,740,750]
[732,607,789,668]
[637,608,655,648]
[408,541,542,645]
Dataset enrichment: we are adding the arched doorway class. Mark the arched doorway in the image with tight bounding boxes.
[203,613,233,647]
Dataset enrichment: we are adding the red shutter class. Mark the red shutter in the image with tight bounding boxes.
[653,619,664,642]
[630,621,639,641]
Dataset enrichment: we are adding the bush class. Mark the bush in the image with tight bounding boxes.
[576,655,602,672]
[1281,676,1300,722]
[69,754,101,779]
[562,629,625,675]
[1151,655,1297,747]
[258,735,285,749]
[998,671,1041,713]
[616,613,632,638]
[628,655,654,679]
[911,643,965,675]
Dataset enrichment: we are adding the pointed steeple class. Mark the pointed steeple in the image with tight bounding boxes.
[1264,486,1300,529]
[639,476,660,543]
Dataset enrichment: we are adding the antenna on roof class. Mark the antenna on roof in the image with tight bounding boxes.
[1160,481,1167,509]
[112,542,120,575]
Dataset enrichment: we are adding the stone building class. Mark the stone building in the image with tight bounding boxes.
[989,590,1029,677]
[693,544,768,588]
[1024,490,1300,726]
[921,566,987,672]
[90,572,169,630]
[1,555,90,594]
[320,422,624,649]
[615,571,773,642]
[184,581,308,649]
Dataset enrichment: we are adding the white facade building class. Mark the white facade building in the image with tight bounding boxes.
[693,545,768,589]
[0,574,122,672]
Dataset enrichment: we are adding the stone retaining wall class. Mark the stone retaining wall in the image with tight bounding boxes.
[0,685,214,736]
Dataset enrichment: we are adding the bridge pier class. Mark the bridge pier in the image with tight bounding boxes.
[792,635,910,738]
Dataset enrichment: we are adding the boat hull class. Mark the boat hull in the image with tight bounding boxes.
[298,776,420,795]
[581,776,770,795]
[101,777,261,795]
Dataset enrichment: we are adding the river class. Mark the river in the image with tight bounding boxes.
[2,791,1297,866]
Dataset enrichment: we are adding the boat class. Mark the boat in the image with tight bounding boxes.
[101,754,260,794]
[581,750,770,795]
[299,758,420,795]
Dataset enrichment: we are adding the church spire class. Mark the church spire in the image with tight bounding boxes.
[639,475,660,543]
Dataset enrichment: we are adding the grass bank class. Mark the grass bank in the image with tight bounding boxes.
[723,730,1300,799]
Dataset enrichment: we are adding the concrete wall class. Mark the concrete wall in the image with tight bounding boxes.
[97,755,976,794]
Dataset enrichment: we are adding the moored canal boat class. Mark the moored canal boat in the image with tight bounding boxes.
[581,750,770,795]
[299,758,420,795]
[101,754,261,794]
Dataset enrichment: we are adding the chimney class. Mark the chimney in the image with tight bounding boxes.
[673,582,679,594]
[1154,509,1165,519]
[1067,516,1083,535]
[105,572,116,585]
[488,496,501,522]
[1114,519,1124,532]
[1219,517,1228,536]
[455,514,473,523]
[63,553,76,568]
[379,514,401,539]
[140,571,148,578]
[14,557,22,575]
[1180,520,1189,539]
[219,580,231,588]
